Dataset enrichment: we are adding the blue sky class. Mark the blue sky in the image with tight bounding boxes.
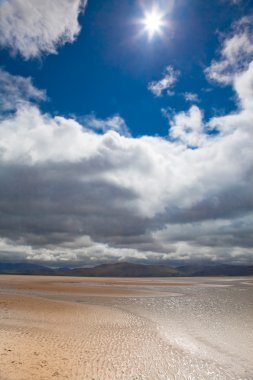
[0,0,252,266]
[2,0,250,135]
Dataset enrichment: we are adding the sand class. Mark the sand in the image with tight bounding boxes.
[0,275,252,380]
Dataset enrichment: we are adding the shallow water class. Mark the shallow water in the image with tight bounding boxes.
[108,279,253,379]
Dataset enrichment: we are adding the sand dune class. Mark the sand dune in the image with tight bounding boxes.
[0,276,252,379]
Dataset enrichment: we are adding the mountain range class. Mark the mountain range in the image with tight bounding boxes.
[0,262,252,277]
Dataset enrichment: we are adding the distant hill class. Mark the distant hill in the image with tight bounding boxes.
[0,262,55,275]
[188,264,253,277]
[63,262,178,277]
[0,261,252,277]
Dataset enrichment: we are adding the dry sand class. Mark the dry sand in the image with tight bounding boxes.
[0,275,252,380]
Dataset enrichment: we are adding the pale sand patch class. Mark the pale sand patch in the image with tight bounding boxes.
[0,293,155,380]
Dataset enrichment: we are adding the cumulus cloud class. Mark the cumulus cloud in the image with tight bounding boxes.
[82,114,130,136]
[0,0,86,59]
[0,68,46,113]
[169,105,205,147]
[0,16,252,266]
[0,61,252,265]
[206,15,253,84]
[148,65,179,96]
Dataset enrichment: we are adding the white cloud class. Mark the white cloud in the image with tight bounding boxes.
[0,0,87,59]
[0,236,149,266]
[152,213,253,264]
[169,105,206,147]
[209,62,253,136]
[148,65,179,96]
[206,16,253,84]
[183,92,199,103]
[82,114,130,136]
[0,68,46,112]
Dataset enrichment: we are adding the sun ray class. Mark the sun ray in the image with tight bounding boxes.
[142,7,165,39]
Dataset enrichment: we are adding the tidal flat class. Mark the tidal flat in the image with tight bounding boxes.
[0,275,252,380]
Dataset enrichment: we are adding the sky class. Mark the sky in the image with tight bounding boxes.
[0,0,252,267]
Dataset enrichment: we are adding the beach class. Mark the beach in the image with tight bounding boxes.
[0,275,252,380]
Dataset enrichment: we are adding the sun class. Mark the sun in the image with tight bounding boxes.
[142,8,165,39]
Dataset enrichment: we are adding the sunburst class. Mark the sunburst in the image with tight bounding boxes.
[142,7,165,39]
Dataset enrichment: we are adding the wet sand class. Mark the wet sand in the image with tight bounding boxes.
[0,275,252,379]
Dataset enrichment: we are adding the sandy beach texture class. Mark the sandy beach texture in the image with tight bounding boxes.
[0,275,252,380]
